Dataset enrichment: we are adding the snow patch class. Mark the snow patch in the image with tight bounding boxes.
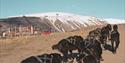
[104,18,125,24]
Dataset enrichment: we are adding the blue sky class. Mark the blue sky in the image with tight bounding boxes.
[0,0,125,19]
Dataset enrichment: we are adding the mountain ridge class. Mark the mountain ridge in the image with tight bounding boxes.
[0,12,125,32]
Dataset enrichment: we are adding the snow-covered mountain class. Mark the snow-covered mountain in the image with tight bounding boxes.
[10,12,104,26]
[0,12,124,32]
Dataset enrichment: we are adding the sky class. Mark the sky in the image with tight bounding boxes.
[0,0,125,19]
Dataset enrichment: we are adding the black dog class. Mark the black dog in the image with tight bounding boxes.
[21,53,62,63]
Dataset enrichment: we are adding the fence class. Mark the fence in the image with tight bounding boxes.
[0,25,52,39]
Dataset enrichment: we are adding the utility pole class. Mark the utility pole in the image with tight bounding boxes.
[14,26,16,36]
[19,25,22,36]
